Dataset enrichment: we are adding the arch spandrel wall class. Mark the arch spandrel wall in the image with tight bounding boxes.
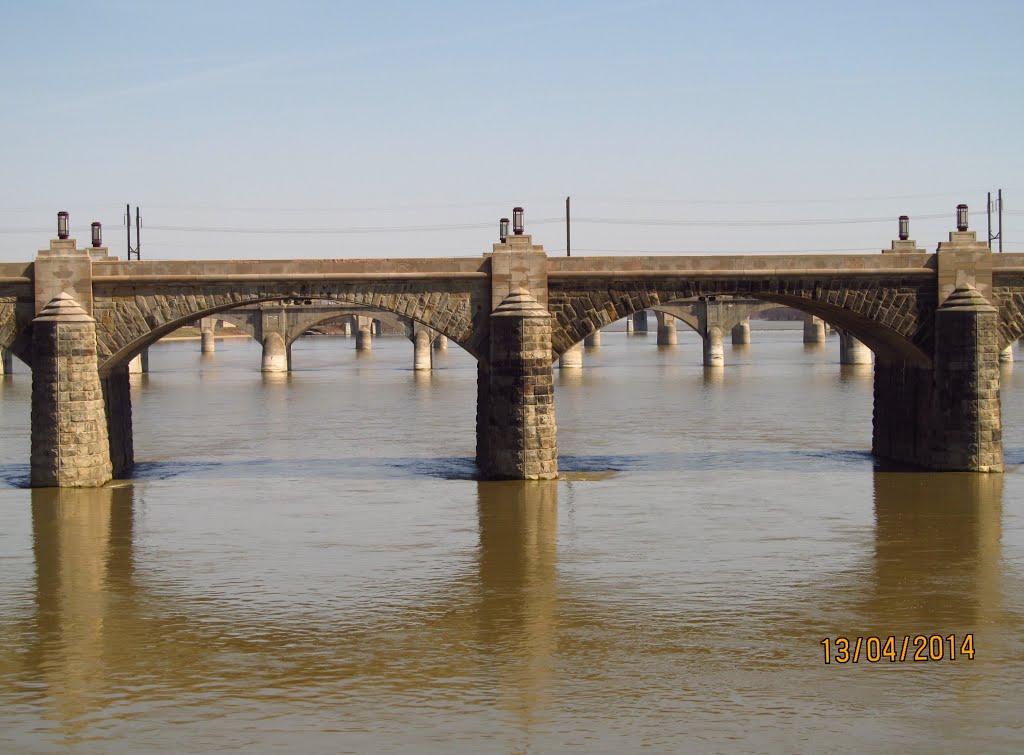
[546,277,936,365]
[91,281,490,373]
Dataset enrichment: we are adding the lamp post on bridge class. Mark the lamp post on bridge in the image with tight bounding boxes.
[512,206,524,236]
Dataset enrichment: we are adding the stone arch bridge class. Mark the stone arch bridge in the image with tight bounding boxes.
[7,219,1024,486]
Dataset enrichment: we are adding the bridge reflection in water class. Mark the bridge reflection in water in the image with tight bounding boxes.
[13,475,1012,750]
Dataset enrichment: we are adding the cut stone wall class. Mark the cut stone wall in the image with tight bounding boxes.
[873,285,1002,472]
[478,291,557,480]
[930,285,1002,471]
[102,369,134,477]
[30,294,113,487]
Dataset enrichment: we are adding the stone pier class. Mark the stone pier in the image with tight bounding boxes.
[872,226,1002,472]
[558,341,583,369]
[0,347,13,375]
[477,290,557,480]
[1000,345,1014,363]
[632,310,648,333]
[433,334,448,351]
[102,368,134,478]
[731,319,751,345]
[583,329,601,348]
[839,333,872,365]
[655,311,678,345]
[30,294,113,487]
[803,314,826,343]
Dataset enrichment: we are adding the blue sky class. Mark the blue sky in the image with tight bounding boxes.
[1,0,1020,260]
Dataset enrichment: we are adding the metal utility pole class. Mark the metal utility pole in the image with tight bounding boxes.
[126,204,141,260]
[565,196,571,257]
[987,190,1003,252]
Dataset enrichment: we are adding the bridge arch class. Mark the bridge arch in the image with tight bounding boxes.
[547,278,934,366]
[93,284,488,374]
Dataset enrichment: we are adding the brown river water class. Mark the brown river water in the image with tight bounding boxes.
[1,326,1022,753]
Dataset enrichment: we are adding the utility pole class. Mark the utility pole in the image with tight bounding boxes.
[565,196,571,257]
[987,189,1003,252]
[126,204,141,260]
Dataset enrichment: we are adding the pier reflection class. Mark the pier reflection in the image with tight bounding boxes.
[29,485,136,743]
[22,479,564,744]
[474,481,559,727]
[868,472,1003,631]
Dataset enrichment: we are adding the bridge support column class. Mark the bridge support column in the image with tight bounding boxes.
[583,330,601,348]
[803,314,826,344]
[873,284,1001,472]
[414,330,432,371]
[356,328,372,350]
[261,332,288,372]
[839,333,872,365]
[703,326,725,367]
[0,347,12,375]
[559,341,583,369]
[259,308,292,371]
[477,291,557,480]
[632,311,648,333]
[128,347,149,374]
[355,315,373,351]
[731,319,751,345]
[625,316,634,333]
[200,318,216,353]
[30,294,113,488]
[1000,345,1014,363]
[930,285,1002,471]
[656,312,678,345]
[433,334,448,351]
[101,368,134,477]
[343,319,352,336]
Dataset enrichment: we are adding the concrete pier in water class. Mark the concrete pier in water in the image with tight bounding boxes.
[656,312,678,345]
[731,319,751,345]
[803,314,826,344]
[128,348,149,374]
[703,327,725,367]
[839,333,872,365]
[414,329,432,370]
[559,341,583,369]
